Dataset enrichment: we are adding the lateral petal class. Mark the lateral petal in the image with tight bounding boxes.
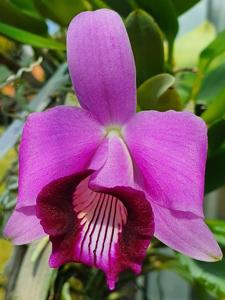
[124,110,207,217]
[4,206,46,245]
[67,9,136,125]
[18,106,103,208]
[152,203,222,261]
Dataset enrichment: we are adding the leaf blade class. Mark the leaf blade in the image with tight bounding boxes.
[0,22,65,50]
[126,9,164,86]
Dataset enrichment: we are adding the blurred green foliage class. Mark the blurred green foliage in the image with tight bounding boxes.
[126,9,164,86]
[0,0,225,299]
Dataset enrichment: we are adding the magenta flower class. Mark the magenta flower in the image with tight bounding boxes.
[4,9,222,289]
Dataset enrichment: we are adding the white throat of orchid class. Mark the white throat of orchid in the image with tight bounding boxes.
[105,125,123,139]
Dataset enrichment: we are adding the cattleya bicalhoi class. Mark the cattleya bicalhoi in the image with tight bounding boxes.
[4,9,222,289]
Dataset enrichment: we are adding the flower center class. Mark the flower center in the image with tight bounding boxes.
[105,125,123,138]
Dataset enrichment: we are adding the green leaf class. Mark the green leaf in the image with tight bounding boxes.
[207,219,225,247]
[0,239,13,299]
[137,73,174,106]
[137,73,182,111]
[126,10,164,86]
[201,89,225,125]
[0,0,47,34]
[205,117,225,192]
[43,0,91,25]
[200,29,225,72]
[0,66,12,83]
[34,0,91,26]
[0,22,65,50]
[12,242,53,300]
[175,72,196,106]
[135,0,178,45]
[157,86,182,111]
[208,117,225,153]
[171,0,200,15]
[61,282,73,300]
[88,0,110,9]
[102,0,136,16]
[205,143,225,193]
[178,255,225,299]
[9,0,41,18]
[0,239,13,273]
[197,62,225,106]
[174,22,216,68]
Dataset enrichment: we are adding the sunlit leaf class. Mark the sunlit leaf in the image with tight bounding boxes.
[201,90,225,125]
[200,29,225,72]
[174,22,216,68]
[0,22,65,50]
[126,9,164,86]
[61,282,72,300]
[178,255,225,299]
[207,219,225,247]
[0,35,15,55]
[137,73,181,111]
[175,72,196,105]
[0,239,13,299]
[137,73,174,107]
[197,62,225,106]
[12,242,53,300]
[0,239,13,272]
[157,86,182,111]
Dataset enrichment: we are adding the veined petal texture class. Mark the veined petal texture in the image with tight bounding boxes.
[18,106,104,208]
[67,9,136,125]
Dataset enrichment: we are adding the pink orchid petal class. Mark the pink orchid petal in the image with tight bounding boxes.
[124,110,207,217]
[152,203,222,261]
[90,136,134,190]
[18,106,103,208]
[88,138,109,171]
[67,9,136,125]
[4,206,46,245]
[36,173,154,290]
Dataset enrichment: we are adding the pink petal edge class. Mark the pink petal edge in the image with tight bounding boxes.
[152,203,222,261]
[17,106,104,208]
[67,9,136,125]
[124,110,207,217]
[4,206,46,245]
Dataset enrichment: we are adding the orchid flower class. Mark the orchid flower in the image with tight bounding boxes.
[4,9,222,290]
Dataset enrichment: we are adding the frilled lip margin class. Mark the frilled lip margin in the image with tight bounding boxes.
[36,170,154,290]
